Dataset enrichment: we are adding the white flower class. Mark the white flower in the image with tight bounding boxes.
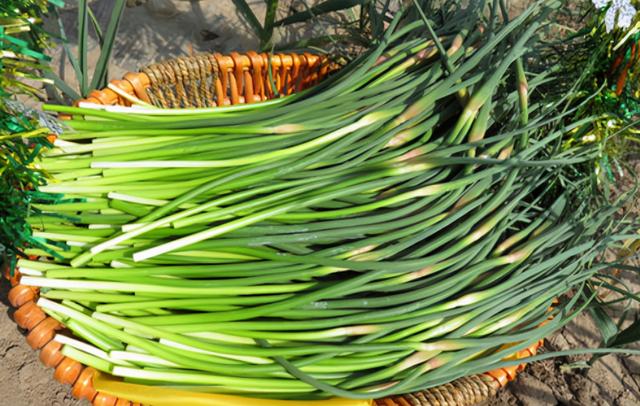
[617,2,637,29]
[605,5,617,31]
[601,0,638,32]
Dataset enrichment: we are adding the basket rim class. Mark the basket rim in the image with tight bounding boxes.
[75,50,335,110]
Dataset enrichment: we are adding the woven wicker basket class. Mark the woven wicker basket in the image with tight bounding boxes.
[4,50,543,406]
[77,51,333,108]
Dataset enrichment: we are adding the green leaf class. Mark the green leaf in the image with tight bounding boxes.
[43,70,81,101]
[232,0,263,39]
[47,0,66,7]
[87,7,104,46]
[274,34,355,52]
[89,0,126,92]
[274,0,368,26]
[588,303,618,346]
[610,318,640,348]
[260,0,279,51]
[265,53,278,97]
[52,7,82,87]
[78,0,89,96]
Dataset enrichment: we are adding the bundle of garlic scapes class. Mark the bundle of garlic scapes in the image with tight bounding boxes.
[5,0,631,401]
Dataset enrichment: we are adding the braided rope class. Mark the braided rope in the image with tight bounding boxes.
[142,53,220,108]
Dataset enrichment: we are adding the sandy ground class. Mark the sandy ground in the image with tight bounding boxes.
[2,1,640,405]
[494,309,640,406]
[0,283,85,406]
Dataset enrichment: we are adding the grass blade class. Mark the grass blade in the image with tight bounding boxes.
[52,8,82,90]
[43,71,82,101]
[78,0,89,96]
[260,0,279,50]
[88,7,104,46]
[232,0,263,39]
[610,318,640,348]
[589,303,618,345]
[89,0,126,92]
[275,0,367,26]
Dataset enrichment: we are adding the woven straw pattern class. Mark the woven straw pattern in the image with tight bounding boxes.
[78,51,333,109]
[374,375,500,406]
[142,53,220,108]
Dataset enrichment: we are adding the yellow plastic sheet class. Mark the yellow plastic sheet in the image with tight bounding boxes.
[93,371,374,406]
